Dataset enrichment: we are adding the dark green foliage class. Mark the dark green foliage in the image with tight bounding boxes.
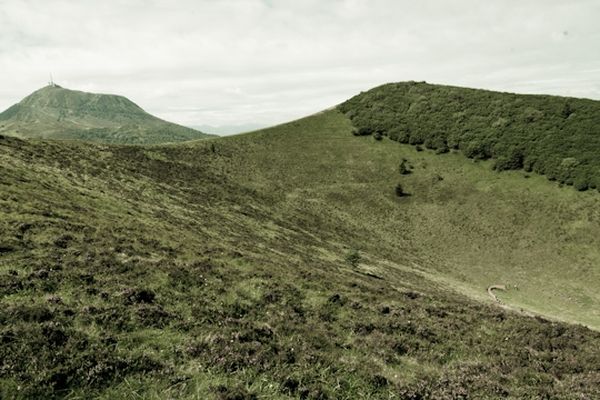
[395,183,406,197]
[339,81,600,191]
[345,249,361,267]
[493,147,524,171]
[434,142,449,154]
[356,126,373,136]
[561,102,574,119]
[575,177,589,191]
[399,159,411,175]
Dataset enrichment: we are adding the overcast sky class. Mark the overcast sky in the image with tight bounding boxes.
[1,0,599,130]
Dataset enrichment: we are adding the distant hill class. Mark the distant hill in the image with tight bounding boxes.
[192,123,267,136]
[339,81,600,191]
[0,84,213,145]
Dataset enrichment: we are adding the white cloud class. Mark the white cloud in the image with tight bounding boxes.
[0,0,599,130]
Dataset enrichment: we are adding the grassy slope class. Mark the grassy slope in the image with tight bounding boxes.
[0,86,212,145]
[221,110,600,329]
[1,110,599,398]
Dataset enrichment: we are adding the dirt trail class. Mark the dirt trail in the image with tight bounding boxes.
[487,285,507,303]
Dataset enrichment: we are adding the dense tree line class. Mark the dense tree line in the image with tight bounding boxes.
[340,82,600,191]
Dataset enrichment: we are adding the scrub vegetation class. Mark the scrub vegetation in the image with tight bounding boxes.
[1,84,600,399]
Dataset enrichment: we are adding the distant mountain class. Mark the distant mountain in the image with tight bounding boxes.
[191,123,267,136]
[0,84,213,145]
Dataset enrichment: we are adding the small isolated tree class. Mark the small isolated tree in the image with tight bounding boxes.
[395,183,406,197]
[345,249,361,268]
[561,102,574,119]
[399,159,411,175]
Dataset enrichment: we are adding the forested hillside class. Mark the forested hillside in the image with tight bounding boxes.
[339,82,600,191]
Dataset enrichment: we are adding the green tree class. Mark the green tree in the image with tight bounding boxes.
[399,159,411,175]
[345,249,361,267]
[395,183,406,197]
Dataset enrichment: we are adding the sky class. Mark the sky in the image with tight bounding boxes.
[1,0,600,132]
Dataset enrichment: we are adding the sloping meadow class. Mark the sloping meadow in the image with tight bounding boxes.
[3,115,600,399]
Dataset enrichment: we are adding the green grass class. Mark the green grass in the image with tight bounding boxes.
[1,108,600,398]
[218,109,600,329]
